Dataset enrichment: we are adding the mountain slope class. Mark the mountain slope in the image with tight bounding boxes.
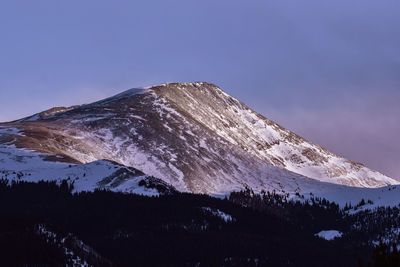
[0,129,175,196]
[0,82,397,195]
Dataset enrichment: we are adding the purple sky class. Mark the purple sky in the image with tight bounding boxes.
[0,1,399,179]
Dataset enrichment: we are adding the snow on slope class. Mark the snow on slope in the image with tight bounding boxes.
[2,132,400,208]
[35,224,111,266]
[315,230,343,241]
[202,207,233,222]
[0,82,398,199]
[150,82,396,188]
[0,128,174,196]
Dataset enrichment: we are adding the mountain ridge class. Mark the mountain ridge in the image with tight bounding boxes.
[0,82,397,196]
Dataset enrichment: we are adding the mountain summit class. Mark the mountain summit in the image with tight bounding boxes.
[0,82,397,195]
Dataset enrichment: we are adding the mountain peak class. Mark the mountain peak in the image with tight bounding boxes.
[148,81,218,89]
[90,82,222,107]
[1,82,398,195]
[148,82,226,97]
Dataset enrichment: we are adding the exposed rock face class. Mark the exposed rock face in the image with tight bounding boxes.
[0,82,397,194]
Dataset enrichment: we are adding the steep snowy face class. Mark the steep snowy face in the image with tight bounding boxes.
[0,82,397,195]
[0,134,175,196]
[149,82,396,188]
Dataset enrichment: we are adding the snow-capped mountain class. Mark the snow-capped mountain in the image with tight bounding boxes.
[0,82,398,198]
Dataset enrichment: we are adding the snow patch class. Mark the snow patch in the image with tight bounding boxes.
[202,207,233,222]
[315,230,343,240]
